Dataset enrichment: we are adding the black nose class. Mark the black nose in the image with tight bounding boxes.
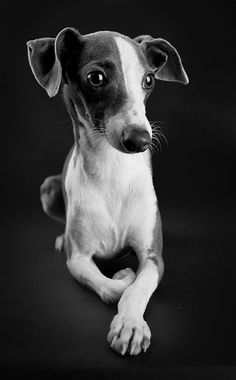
[121,125,151,153]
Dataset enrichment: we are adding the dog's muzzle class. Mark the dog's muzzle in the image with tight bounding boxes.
[121,125,151,153]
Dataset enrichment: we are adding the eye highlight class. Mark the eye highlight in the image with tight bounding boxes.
[143,73,155,90]
[87,71,107,87]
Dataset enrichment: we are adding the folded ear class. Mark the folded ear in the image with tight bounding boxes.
[134,35,189,85]
[27,27,81,97]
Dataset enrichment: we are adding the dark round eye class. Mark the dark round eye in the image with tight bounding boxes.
[87,71,106,87]
[143,73,155,90]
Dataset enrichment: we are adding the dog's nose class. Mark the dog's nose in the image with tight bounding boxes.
[121,125,151,153]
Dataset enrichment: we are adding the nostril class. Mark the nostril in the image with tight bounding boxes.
[122,137,138,153]
[121,126,151,153]
[139,133,151,149]
[141,141,150,151]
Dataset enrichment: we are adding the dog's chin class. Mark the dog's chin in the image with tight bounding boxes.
[104,137,129,154]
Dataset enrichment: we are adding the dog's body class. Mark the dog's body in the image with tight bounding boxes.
[27,28,188,355]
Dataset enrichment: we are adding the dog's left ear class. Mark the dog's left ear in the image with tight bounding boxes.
[134,35,189,85]
[27,28,81,97]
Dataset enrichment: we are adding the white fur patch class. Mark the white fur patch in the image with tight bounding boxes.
[65,144,157,258]
[114,36,152,135]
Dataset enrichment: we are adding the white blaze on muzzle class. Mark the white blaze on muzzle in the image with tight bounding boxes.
[114,36,152,137]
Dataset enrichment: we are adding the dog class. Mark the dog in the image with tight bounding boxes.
[27,27,188,356]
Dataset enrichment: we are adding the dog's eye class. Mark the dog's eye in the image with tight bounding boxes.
[143,73,155,90]
[87,71,106,87]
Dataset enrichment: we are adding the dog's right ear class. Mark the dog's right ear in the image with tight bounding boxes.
[27,28,81,97]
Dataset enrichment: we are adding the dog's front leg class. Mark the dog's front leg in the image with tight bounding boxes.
[66,237,136,304]
[107,253,164,355]
[107,214,164,355]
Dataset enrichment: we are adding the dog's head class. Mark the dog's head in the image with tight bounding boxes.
[27,28,188,154]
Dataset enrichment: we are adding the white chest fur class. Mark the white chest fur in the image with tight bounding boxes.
[65,144,157,258]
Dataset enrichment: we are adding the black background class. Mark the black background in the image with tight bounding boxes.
[1,1,235,379]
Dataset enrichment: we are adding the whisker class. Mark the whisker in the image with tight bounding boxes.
[150,120,166,127]
[57,119,73,135]
[58,118,71,127]
[149,141,158,154]
[150,120,168,151]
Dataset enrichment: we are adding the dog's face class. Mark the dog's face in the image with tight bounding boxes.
[27,28,188,154]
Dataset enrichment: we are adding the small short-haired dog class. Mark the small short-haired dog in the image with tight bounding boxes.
[27,27,188,356]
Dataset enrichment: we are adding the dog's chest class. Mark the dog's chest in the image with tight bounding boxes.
[65,148,156,257]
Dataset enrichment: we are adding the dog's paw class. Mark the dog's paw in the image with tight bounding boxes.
[112,268,136,285]
[55,234,64,252]
[107,314,151,355]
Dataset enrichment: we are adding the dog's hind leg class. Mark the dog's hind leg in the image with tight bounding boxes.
[40,175,65,224]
